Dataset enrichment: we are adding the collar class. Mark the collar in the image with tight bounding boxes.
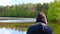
[36,22,46,26]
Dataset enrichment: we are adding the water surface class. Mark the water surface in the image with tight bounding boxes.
[0,27,26,34]
[0,17,34,34]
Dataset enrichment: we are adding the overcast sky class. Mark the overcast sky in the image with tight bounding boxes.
[0,0,54,6]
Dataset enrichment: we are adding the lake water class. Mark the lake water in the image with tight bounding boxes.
[0,27,27,34]
[0,17,36,23]
[0,17,35,34]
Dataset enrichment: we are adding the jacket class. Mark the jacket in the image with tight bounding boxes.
[26,22,53,34]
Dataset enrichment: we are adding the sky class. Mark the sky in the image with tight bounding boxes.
[0,0,54,6]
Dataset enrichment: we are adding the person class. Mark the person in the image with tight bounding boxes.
[26,12,53,34]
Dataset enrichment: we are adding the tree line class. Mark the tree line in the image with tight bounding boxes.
[0,3,49,18]
[0,0,60,22]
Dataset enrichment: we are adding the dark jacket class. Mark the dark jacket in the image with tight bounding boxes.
[26,22,53,34]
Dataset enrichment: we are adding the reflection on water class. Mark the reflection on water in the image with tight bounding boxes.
[0,23,34,34]
[0,27,26,34]
[0,17,36,34]
[0,18,35,34]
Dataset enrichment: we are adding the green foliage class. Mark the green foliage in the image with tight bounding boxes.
[36,3,49,16]
[0,3,49,18]
[36,3,42,11]
[47,2,60,21]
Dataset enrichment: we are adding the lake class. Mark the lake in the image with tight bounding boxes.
[0,17,60,34]
[0,17,35,34]
[0,17,36,23]
[0,23,34,34]
[0,22,34,34]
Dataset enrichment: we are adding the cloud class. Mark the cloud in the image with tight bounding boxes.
[0,0,12,6]
[11,0,54,4]
[33,0,54,4]
[0,0,54,6]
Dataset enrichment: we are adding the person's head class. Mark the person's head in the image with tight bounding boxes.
[36,12,47,25]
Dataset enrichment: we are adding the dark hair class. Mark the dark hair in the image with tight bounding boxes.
[36,13,46,24]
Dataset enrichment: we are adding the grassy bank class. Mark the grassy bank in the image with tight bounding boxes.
[0,22,34,31]
[48,22,60,34]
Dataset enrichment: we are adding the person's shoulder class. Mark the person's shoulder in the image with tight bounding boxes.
[44,26,53,32]
[28,25,36,29]
[28,25,38,30]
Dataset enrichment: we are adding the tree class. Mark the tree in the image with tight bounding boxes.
[47,1,60,22]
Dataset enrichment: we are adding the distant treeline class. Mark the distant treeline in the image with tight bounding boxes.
[0,1,60,22]
[0,3,49,18]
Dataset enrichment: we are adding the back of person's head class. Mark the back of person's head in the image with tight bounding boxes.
[36,12,47,24]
